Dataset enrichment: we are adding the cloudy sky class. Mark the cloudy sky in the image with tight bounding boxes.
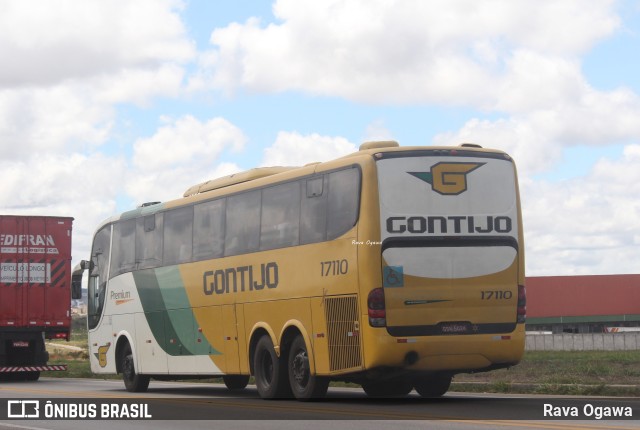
[1,0,639,276]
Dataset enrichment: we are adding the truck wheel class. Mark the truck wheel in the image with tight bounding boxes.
[222,375,250,391]
[414,374,451,398]
[24,371,40,381]
[288,335,328,400]
[253,335,290,399]
[121,344,149,392]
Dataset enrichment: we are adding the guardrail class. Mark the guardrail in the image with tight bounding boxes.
[525,333,640,351]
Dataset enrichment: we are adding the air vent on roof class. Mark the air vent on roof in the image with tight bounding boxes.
[459,143,483,148]
[138,201,161,208]
[183,167,297,197]
[359,141,400,151]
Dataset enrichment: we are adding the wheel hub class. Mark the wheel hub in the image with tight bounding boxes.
[292,350,309,385]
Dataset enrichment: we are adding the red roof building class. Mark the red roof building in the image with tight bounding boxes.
[525,275,640,333]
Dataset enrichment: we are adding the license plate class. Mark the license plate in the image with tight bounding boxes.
[438,322,472,334]
[12,341,29,348]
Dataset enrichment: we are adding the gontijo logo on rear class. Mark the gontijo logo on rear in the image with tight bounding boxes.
[409,162,484,195]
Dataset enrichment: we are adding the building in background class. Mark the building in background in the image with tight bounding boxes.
[526,275,640,334]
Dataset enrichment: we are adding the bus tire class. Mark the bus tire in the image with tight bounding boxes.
[121,344,150,393]
[24,371,40,381]
[253,335,290,399]
[414,374,451,398]
[222,375,250,391]
[287,335,329,401]
[362,378,413,398]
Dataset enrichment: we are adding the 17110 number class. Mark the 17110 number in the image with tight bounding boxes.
[321,259,348,277]
[480,290,513,300]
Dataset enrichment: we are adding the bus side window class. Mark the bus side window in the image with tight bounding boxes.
[110,219,136,277]
[193,199,225,261]
[327,168,360,240]
[260,181,301,250]
[225,190,261,256]
[301,176,328,245]
[136,214,163,270]
[164,206,194,266]
[306,176,323,197]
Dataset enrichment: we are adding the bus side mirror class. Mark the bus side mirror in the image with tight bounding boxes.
[71,260,88,300]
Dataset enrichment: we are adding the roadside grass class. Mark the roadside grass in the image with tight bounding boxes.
[451,350,640,396]
[453,350,640,385]
[44,316,640,396]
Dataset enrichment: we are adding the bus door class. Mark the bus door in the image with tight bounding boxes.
[222,304,241,373]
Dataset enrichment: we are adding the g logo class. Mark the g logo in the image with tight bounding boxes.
[94,343,110,368]
[409,162,484,195]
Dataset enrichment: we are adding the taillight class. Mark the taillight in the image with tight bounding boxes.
[517,284,526,324]
[368,287,386,327]
[54,332,68,340]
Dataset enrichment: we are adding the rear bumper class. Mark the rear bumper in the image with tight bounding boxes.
[361,323,525,374]
[0,330,50,367]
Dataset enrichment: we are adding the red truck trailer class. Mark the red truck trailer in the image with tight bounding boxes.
[0,215,81,380]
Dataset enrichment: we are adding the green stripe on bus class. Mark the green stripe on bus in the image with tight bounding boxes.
[133,268,220,356]
[133,269,183,355]
[156,266,220,355]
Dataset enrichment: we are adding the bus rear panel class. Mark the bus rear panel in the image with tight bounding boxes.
[363,148,525,375]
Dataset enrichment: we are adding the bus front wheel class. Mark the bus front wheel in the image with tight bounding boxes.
[253,336,290,399]
[121,344,150,393]
[287,335,329,400]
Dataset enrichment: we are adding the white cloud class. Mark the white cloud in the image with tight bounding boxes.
[432,116,564,175]
[523,144,640,275]
[198,0,618,105]
[0,0,197,155]
[0,0,200,266]
[433,81,640,175]
[0,153,124,211]
[0,0,200,160]
[0,152,127,264]
[193,0,640,179]
[128,115,247,202]
[261,131,357,166]
[0,0,194,88]
[363,119,394,142]
[0,85,113,159]
[133,115,246,171]
[92,64,186,106]
[496,50,587,113]
[199,0,640,178]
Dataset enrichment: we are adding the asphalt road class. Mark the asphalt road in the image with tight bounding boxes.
[0,378,638,430]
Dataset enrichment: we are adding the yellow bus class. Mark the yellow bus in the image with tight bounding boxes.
[75,141,526,400]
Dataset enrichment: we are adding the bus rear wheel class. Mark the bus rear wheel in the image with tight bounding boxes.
[287,335,329,400]
[413,374,451,398]
[222,375,250,391]
[362,378,413,398]
[253,336,290,399]
[121,344,150,393]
